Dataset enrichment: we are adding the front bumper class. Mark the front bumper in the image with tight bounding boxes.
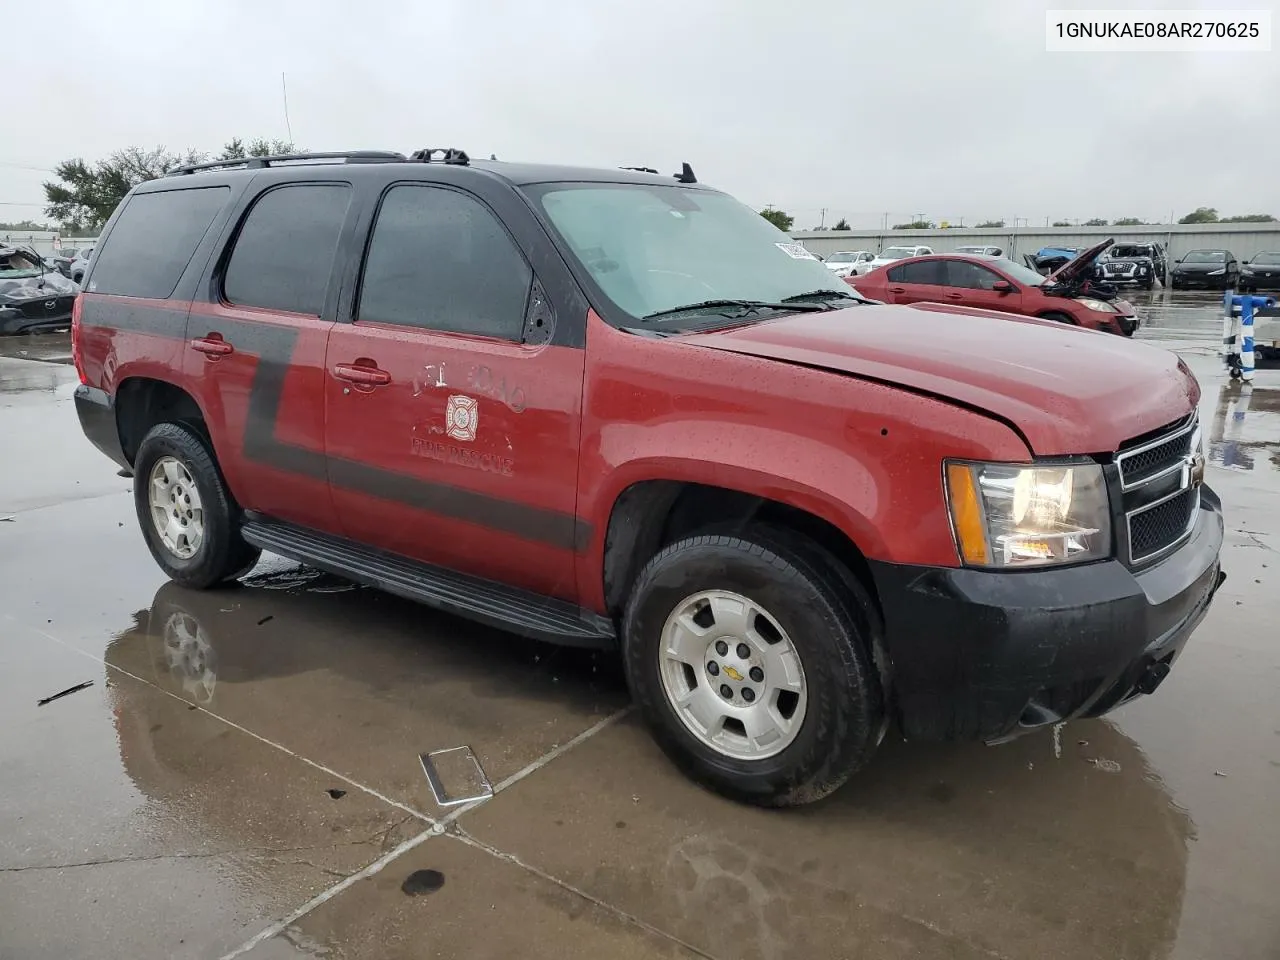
[1171,273,1229,288]
[869,485,1224,742]
[74,385,131,470]
[1242,272,1280,290]
[0,303,74,334]
[1114,312,1139,336]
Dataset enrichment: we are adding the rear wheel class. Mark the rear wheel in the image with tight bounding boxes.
[133,422,260,588]
[622,529,884,807]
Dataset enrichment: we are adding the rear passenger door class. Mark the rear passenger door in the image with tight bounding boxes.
[884,259,945,304]
[323,182,585,602]
[185,181,354,535]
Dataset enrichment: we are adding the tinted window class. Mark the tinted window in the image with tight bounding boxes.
[358,186,532,339]
[223,184,351,315]
[944,260,1003,289]
[90,187,229,299]
[887,259,944,284]
[1183,250,1226,263]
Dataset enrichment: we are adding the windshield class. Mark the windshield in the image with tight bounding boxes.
[878,247,918,260]
[532,183,849,325]
[0,249,44,279]
[1184,250,1226,263]
[1252,252,1280,265]
[990,259,1046,286]
[1107,245,1150,259]
[827,252,858,262]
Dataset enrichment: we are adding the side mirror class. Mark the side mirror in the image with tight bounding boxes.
[991,280,1014,293]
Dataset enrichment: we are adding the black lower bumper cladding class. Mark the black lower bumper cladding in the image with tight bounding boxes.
[869,486,1225,742]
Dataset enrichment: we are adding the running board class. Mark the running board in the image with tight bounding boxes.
[240,517,616,648]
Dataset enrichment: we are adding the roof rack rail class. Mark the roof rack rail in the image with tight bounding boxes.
[169,151,408,176]
[408,148,471,165]
[620,166,659,174]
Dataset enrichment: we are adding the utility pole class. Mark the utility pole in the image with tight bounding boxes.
[819,207,826,229]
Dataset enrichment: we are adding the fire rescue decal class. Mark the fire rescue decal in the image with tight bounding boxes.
[446,395,479,442]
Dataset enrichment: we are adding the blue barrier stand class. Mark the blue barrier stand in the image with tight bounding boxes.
[1223,293,1277,381]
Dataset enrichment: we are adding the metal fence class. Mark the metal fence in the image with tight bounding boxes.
[791,222,1280,263]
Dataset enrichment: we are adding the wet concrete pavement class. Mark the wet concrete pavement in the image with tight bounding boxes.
[2,291,1277,959]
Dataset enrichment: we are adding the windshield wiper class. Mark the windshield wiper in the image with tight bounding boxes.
[641,298,827,322]
[781,289,865,305]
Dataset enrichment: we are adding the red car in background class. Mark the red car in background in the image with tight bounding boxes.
[849,239,1139,337]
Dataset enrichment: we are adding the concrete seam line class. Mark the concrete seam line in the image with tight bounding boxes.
[7,615,436,824]
[217,825,441,960]
[220,706,631,956]
[448,828,720,960]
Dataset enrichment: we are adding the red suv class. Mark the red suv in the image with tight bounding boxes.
[850,243,1139,336]
[73,149,1222,806]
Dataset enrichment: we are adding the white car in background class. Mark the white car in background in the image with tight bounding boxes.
[868,244,934,270]
[954,244,1004,257]
[822,250,876,277]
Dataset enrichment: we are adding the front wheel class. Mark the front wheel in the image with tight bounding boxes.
[133,422,260,589]
[622,530,884,807]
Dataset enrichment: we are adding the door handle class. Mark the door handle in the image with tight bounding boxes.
[946,293,964,300]
[889,286,906,294]
[190,336,233,357]
[333,362,392,386]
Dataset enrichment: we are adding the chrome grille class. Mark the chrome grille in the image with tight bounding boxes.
[1117,416,1202,564]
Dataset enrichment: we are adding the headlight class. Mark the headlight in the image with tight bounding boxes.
[1208,268,1225,276]
[944,461,1111,568]
[1242,267,1255,275]
[1076,297,1116,313]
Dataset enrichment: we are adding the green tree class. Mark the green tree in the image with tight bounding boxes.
[975,219,1004,228]
[1083,218,1108,226]
[760,207,794,231]
[43,139,301,232]
[1052,220,1072,227]
[1178,207,1218,224]
[1220,213,1276,223]
[892,219,933,230]
[1112,217,1144,226]
[832,218,851,231]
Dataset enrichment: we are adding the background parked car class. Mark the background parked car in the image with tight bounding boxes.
[823,250,876,277]
[69,247,94,284]
[849,244,1138,336]
[1170,249,1238,290]
[953,245,1004,257]
[1093,242,1166,290]
[0,244,80,334]
[46,247,83,277]
[868,244,933,271]
[1241,251,1280,291]
[1024,246,1081,275]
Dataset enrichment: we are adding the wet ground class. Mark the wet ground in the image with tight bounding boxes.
[2,289,1277,960]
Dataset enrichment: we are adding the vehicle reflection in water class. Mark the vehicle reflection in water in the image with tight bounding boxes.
[1207,382,1280,473]
[105,573,1193,960]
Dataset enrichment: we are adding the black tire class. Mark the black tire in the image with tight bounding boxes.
[132,422,260,589]
[1038,311,1077,325]
[622,529,884,807]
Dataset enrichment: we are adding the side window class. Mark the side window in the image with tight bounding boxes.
[944,260,1002,290]
[223,184,351,316]
[358,185,532,341]
[89,187,229,299]
[888,259,944,284]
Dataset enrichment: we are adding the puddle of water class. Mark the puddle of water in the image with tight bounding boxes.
[1206,382,1280,474]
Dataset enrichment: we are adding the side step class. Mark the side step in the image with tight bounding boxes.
[240,517,616,649]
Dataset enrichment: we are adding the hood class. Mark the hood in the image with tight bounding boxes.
[1046,237,1113,285]
[680,303,1197,455]
[0,271,77,303]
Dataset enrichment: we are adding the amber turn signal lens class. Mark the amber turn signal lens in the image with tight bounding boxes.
[946,463,990,565]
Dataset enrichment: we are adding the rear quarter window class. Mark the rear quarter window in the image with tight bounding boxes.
[89,187,229,299]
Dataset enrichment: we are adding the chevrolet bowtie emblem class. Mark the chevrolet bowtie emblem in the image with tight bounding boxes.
[722,665,745,682]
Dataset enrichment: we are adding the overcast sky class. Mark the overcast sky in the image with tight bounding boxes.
[4,0,1276,230]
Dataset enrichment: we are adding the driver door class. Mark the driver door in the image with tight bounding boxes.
[940,260,1023,314]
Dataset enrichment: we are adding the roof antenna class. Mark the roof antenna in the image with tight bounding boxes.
[673,162,696,184]
[490,154,497,160]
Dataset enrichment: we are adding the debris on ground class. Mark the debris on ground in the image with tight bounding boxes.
[1214,771,1228,778]
[326,788,347,799]
[420,745,493,807]
[1052,722,1064,759]
[1088,758,1122,774]
[0,515,14,522]
[36,680,94,706]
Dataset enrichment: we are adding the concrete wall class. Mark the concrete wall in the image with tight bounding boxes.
[791,223,1280,263]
